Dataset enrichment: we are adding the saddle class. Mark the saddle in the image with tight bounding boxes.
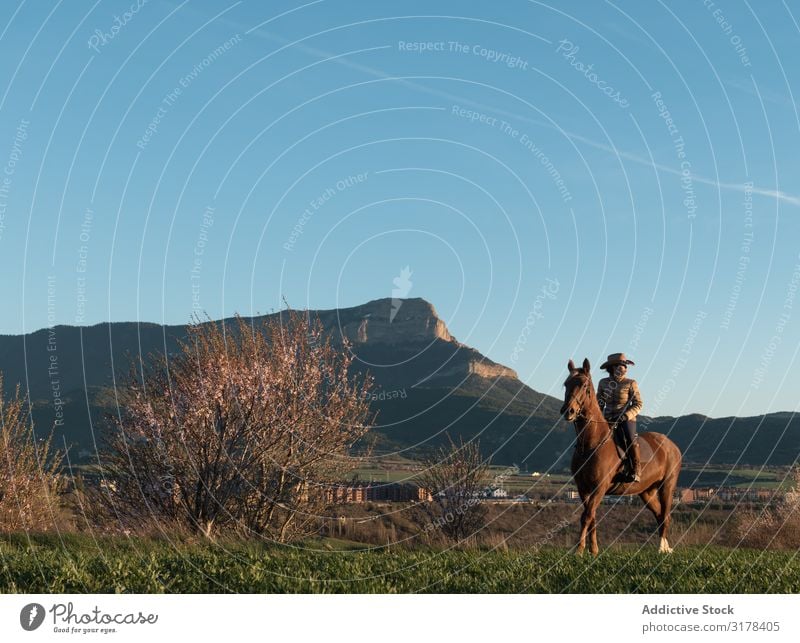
[610,426,654,483]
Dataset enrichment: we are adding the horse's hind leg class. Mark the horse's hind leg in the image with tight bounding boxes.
[657,473,679,553]
[640,488,670,553]
[589,514,599,556]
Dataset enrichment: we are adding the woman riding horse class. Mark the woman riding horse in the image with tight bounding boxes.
[561,358,681,555]
[597,353,642,482]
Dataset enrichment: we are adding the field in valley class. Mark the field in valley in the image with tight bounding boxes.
[1,533,798,594]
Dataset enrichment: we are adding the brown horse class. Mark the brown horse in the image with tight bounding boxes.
[560,358,682,555]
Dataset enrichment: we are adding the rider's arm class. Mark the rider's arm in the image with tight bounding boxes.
[625,380,643,420]
[596,378,607,412]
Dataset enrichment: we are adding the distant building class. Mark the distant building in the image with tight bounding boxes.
[678,487,779,505]
[325,484,367,504]
[366,482,431,502]
[323,482,431,504]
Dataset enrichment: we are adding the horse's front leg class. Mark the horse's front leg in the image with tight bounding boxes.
[577,503,590,555]
[585,491,606,556]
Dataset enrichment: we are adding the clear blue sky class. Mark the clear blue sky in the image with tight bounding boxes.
[1,0,799,418]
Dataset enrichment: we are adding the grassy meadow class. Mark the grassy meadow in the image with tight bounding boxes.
[1,533,798,594]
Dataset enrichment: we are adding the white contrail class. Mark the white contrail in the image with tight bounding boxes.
[234,11,800,208]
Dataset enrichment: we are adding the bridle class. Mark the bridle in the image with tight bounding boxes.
[567,375,612,454]
[566,376,594,421]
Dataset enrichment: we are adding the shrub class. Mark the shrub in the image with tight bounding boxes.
[94,310,374,540]
[732,466,800,549]
[0,376,64,532]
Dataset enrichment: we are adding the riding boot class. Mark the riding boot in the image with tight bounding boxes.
[629,440,641,482]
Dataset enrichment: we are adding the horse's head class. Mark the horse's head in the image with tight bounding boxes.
[561,358,593,422]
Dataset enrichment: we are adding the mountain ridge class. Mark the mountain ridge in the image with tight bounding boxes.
[0,297,798,468]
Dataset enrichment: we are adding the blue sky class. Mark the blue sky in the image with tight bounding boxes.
[1,0,799,418]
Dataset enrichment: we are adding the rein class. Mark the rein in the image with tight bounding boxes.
[570,378,613,456]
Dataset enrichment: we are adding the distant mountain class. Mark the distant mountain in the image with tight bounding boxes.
[1,298,798,469]
[641,413,800,469]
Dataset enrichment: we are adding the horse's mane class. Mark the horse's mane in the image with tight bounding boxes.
[576,369,612,434]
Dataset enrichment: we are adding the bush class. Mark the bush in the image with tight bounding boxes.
[93,310,374,540]
[732,466,800,549]
[0,376,64,532]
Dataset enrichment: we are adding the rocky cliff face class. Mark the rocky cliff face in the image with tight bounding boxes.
[467,359,517,379]
[314,298,517,382]
[317,298,453,345]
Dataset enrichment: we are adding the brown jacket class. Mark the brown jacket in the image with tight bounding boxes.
[597,376,643,421]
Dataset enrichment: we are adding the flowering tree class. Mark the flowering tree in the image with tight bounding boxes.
[97,310,374,540]
[0,376,63,532]
[416,437,490,543]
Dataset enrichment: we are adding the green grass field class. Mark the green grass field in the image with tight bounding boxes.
[1,534,798,593]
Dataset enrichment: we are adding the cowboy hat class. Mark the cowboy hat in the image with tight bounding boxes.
[600,352,635,370]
